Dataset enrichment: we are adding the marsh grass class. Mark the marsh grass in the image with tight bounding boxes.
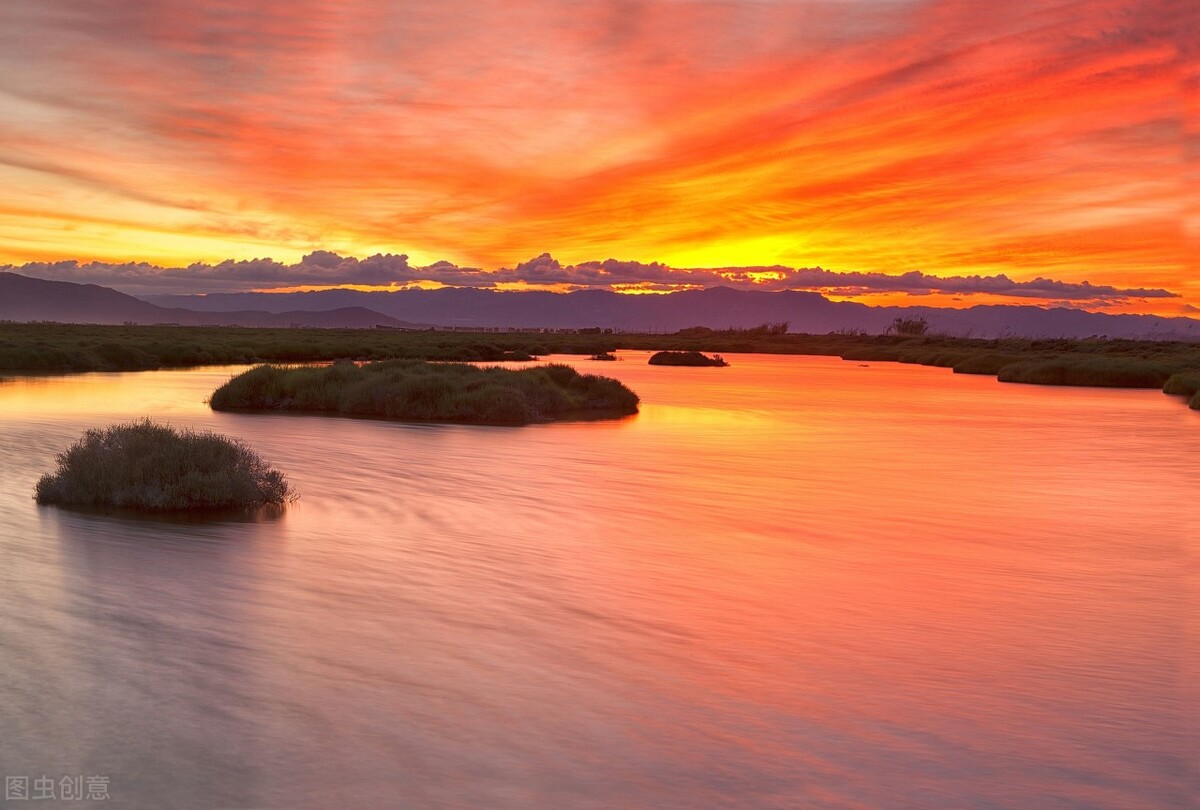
[648,351,728,367]
[1162,372,1200,409]
[209,360,640,425]
[6,323,1200,409]
[0,323,619,373]
[951,353,1030,375]
[996,357,1176,388]
[896,350,971,368]
[1162,371,1200,397]
[35,420,294,512]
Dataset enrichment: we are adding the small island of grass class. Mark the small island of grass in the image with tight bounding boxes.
[209,360,640,425]
[1163,371,1200,409]
[648,350,728,367]
[590,352,618,361]
[35,420,294,512]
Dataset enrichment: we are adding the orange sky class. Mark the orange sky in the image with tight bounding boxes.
[0,0,1193,312]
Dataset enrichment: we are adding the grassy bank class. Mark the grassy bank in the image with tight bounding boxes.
[4,322,1200,408]
[35,420,293,512]
[996,357,1175,388]
[1162,372,1200,409]
[209,361,640,425]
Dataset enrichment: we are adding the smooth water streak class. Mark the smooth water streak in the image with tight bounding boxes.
[0,353,1195,808]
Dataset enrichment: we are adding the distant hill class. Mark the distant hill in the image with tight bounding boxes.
[208,306,430,329]
[146,285,1200,340]
[4,271,1197,339]
[1,272,174,324]
[0,272,425,329]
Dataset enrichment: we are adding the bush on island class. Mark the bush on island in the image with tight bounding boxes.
[208,360,640,425]
[647,351,728,367]
[35,420,294,511]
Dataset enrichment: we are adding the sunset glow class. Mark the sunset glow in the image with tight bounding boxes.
[0,0,1193,312]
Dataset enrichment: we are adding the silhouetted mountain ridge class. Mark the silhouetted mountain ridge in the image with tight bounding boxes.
[3,272,1197,339]
[0,273,426,329]
[146,285,1200,339]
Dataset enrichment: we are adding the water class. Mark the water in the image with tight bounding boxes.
[0,353,1195,809]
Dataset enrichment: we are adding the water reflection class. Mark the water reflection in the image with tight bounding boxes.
[0,354,1194,808]
[28,510,276,808]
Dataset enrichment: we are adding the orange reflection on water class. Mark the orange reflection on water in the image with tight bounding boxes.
[0,366,248,422]
[0,353,1194,808]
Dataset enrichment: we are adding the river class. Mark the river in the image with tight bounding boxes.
[0,352,1194,808]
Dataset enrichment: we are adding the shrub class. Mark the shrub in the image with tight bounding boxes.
[888,316,930,336]
[647,351,728,367]
[1162,371,1200,398]
[35,420,294,511]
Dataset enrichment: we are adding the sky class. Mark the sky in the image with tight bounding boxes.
[0,0,1194,312]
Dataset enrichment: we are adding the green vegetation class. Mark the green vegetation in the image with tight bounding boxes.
[1163,372,1200,409]
[950,353,1029,375]
[209,361,640,425]
[35,420,293,512]
[4,322,1200,409]
[648,350,729,367]
[723,332,1200,408]
[996,357,1174,388]
[0,322,620,373]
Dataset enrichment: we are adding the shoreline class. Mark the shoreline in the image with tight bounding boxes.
[2,322,1200,408]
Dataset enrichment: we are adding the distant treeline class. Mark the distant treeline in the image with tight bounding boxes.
[2,321,1200,408]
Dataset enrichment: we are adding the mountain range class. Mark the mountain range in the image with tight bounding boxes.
[4,271,1200,340]
[0,272,427,329]
[147,286,1200,340]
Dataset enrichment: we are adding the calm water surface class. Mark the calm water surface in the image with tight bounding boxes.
[0,353,1195,809]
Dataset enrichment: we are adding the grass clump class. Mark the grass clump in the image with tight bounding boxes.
[648,350,728,367]
[209,360,640,425]
[1162,372,1200,409]
[35,420,294,512]
[1163,371,1200,398]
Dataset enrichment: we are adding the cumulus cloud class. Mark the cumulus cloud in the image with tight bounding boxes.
[0,251,1180,304]
[7,252,415,295]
